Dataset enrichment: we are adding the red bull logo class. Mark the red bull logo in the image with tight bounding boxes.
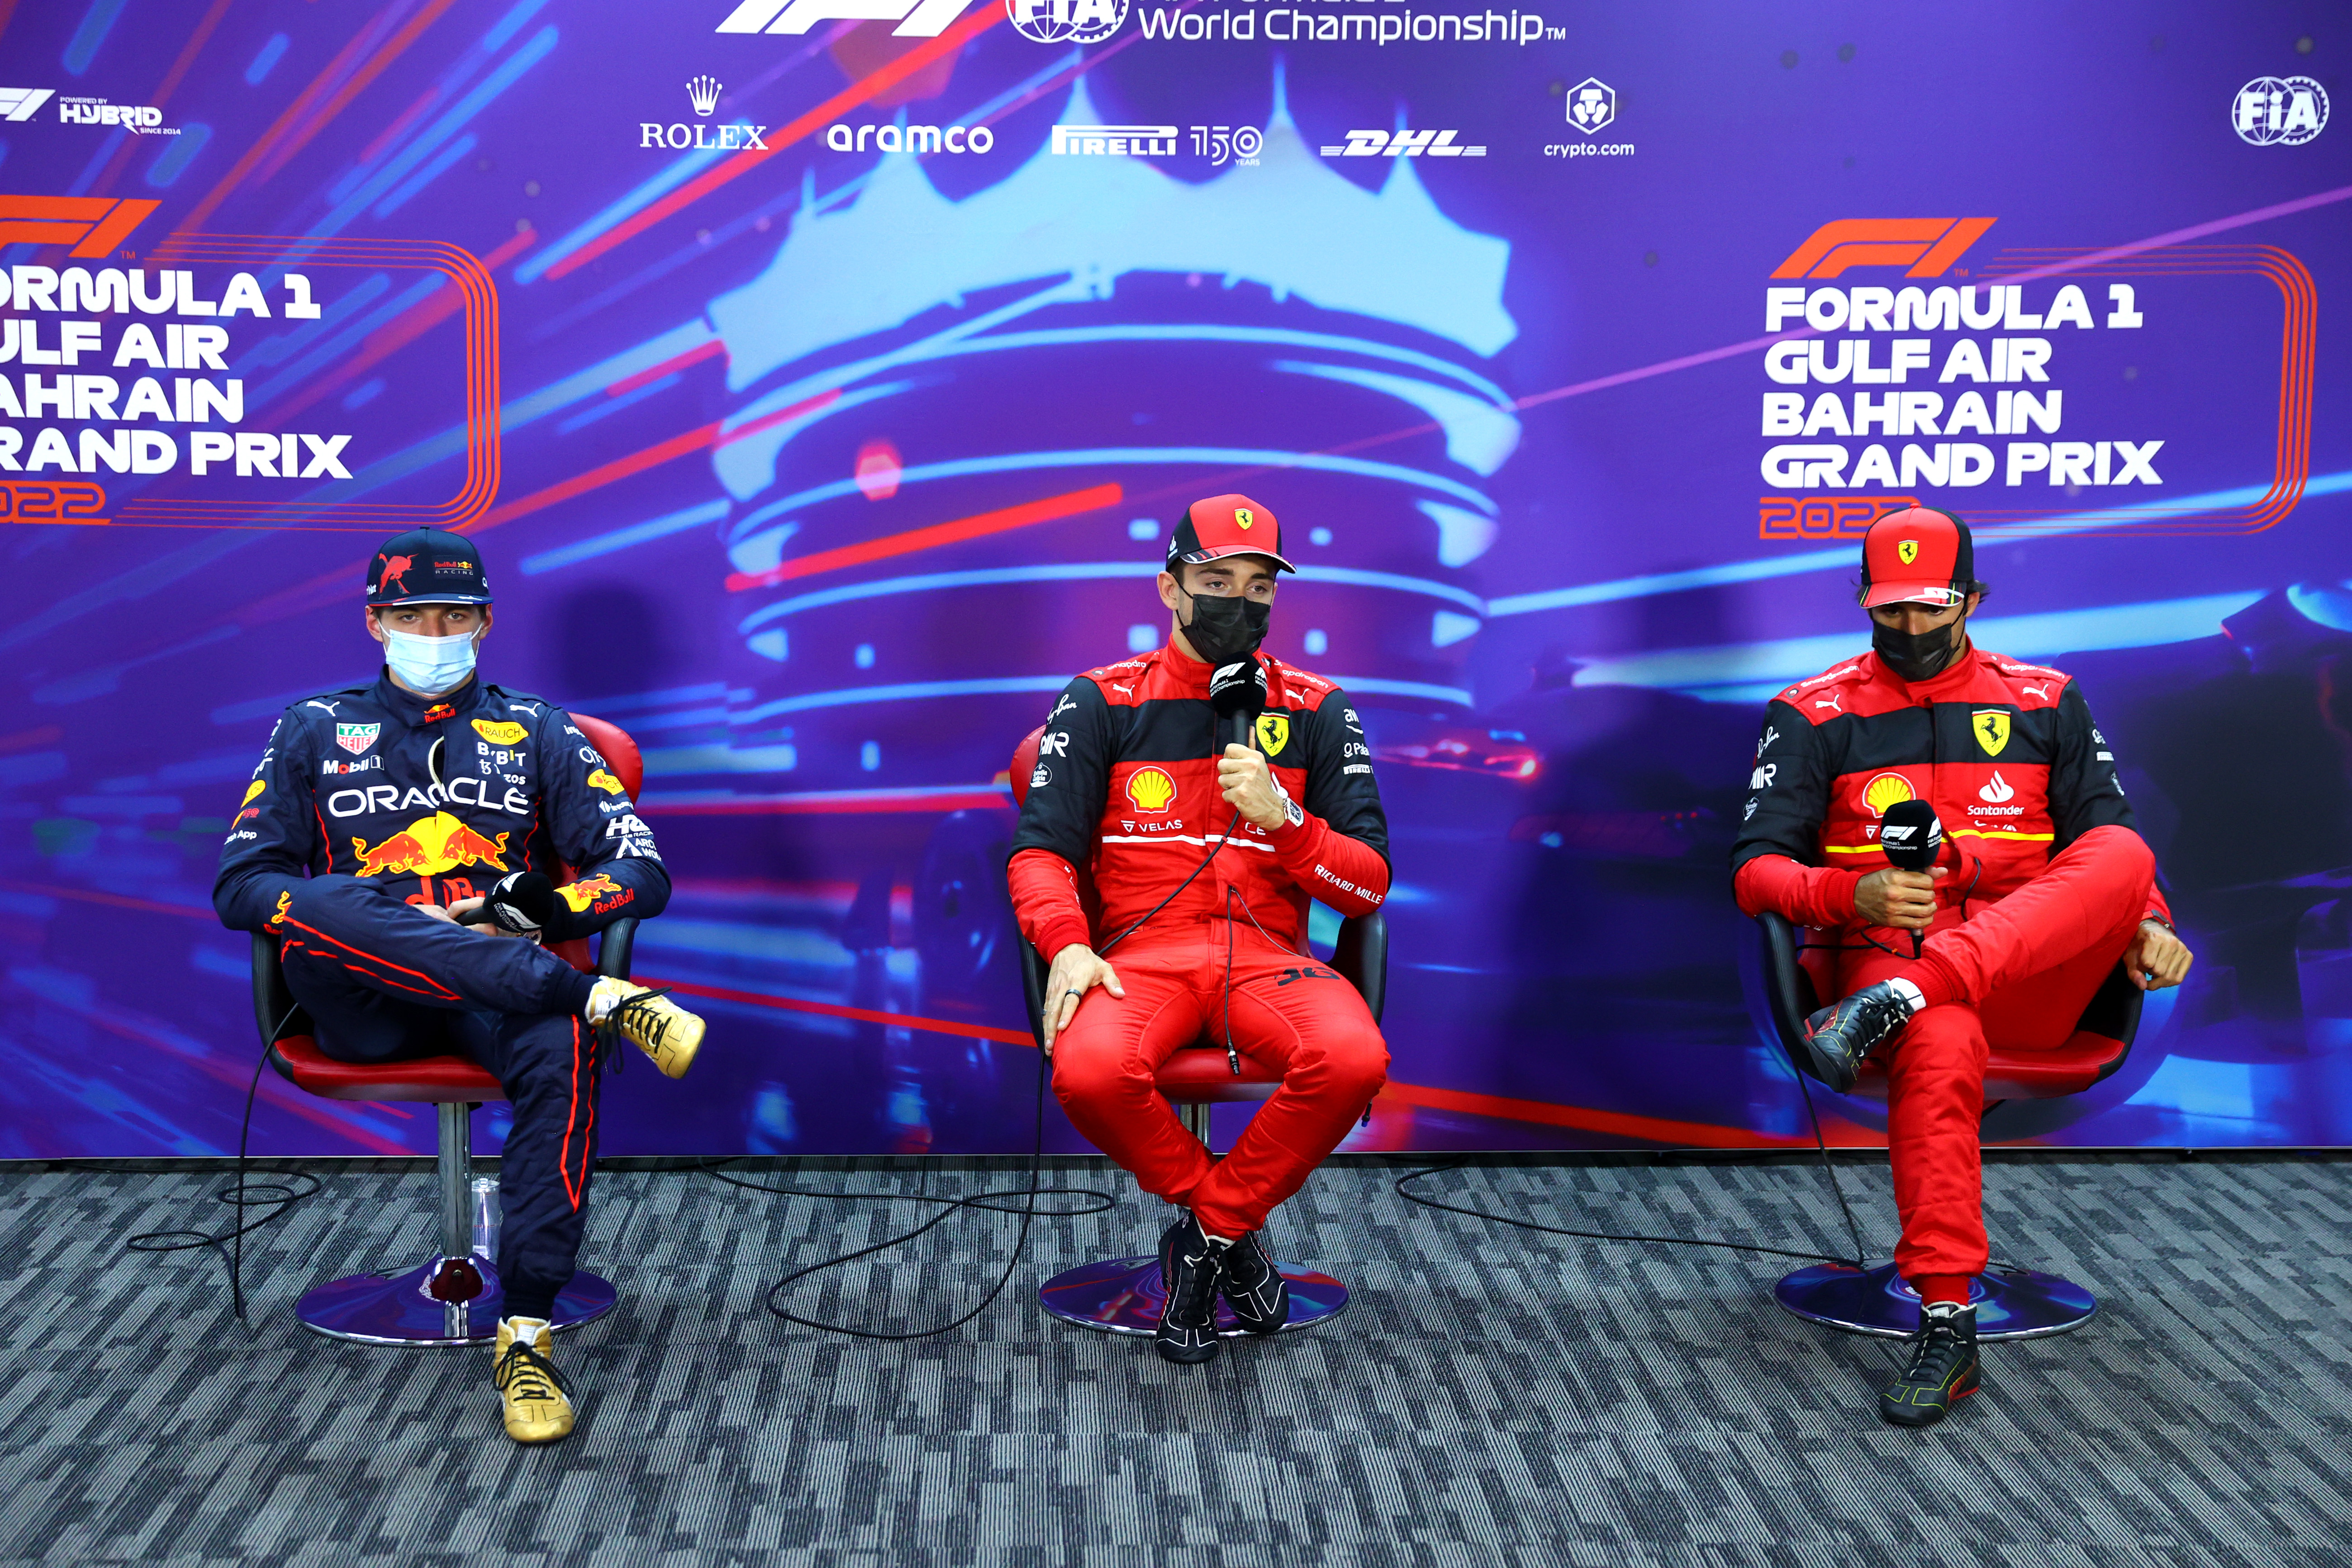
[376,552,415,594]
[559,873,622,913]
[351,813,512,877]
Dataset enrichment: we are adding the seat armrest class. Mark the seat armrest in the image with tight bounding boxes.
[1332,911,1387,1024]
[596,917,638,980]
[1020,937,1050,1047]
[251,931,309,1044]
[1755,911,1818,1069]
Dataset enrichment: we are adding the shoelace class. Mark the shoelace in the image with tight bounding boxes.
[594,985,680,1071]
[1169,1244,1223,1326]
[495,1339,569,1404]
[1900,1313,1969,1380]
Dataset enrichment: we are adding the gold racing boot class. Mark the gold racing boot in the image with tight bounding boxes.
[586,978,705,1079]
[492,1317,574,1444]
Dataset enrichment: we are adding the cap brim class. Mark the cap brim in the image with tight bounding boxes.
[372,593,494,605]
[1172,543,1296,573]
[1861,580,1961,608]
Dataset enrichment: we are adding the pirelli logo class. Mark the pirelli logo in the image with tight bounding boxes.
[1770,218,1997,280]
[0,195,161,257]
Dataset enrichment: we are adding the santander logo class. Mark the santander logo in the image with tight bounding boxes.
[1978,770,2015,803]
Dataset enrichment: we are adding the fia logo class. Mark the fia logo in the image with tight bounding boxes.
[1007,0,1126,45]
[1565,77,1616,135]
[2233,76,2328,146]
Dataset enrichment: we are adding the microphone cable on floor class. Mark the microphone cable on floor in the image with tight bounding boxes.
[124,1001,320,1330]
[713,810,1253,1340]
[1393,1061,1875,1270]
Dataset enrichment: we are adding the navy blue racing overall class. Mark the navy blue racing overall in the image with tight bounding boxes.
[214,671,669,1319]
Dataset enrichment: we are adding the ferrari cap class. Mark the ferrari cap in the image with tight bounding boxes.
[1168,493,1294,574]
[1859,507,1973,609]
[367,527,493,606]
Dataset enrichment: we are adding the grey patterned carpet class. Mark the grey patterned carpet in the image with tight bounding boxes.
[0,1152,2347,1567]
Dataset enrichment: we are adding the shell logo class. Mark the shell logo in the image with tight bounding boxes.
[1862,772,1916,817]
[1126,766,1177,813]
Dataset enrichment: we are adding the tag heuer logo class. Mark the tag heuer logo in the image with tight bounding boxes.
[336,722,380,755]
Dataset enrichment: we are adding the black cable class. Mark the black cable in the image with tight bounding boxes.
[718,799,1252,1340]
[125,1001,320,1328]
[719,1046,1115,1340]
[1393,1041,1876,1270]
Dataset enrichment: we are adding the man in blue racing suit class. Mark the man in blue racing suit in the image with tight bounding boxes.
[214,527,706,1445]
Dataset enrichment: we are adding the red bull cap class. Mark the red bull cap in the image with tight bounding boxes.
[1168,494,1294,574]
[1858,507,1974,609]
[369,527,493,607]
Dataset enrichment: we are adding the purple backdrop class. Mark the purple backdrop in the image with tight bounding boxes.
[3,0,2349,1159]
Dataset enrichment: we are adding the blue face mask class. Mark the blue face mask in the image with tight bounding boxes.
[382,627,479,695]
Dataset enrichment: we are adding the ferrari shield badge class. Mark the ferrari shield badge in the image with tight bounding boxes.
[1972,709,2011,756]
[1254,712,1290,756]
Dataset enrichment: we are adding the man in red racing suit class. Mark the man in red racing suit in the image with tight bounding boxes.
[1731,507,2192,1427]
[1009,494,1391,1365]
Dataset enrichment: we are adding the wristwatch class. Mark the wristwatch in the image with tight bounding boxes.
[1271,774,1304,829]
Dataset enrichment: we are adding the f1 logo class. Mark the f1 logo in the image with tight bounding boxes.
[0,195,160,257]
[1770,218,1997,280]
[716,0,980,35]
[0,88,52,122]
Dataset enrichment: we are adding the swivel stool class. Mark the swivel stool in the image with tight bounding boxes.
[1002,725,1384,1338]
[1754,908,2143,1340]
[248,713,644,1346]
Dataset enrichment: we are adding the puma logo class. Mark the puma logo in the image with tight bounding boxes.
[2022,683,2052,700]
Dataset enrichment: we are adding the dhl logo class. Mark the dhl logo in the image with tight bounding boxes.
[558,873,622,913]
[351,812,511,877]
[1771,218,1996,280]
[1126,766,1177,813]
[0,195,161,258]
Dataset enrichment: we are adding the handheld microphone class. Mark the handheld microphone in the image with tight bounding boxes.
[1877,798,1942,956]
[458,870,554,935]
[1208,656,1267,751]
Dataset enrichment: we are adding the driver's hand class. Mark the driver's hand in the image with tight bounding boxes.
[444,895,522,938]
[1041,942,1123,1056]
[1854,866,1945,930]
[2127,919,2193,990]
[1216,742,1286,832]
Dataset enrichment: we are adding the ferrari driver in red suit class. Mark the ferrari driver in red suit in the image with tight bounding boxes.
[1008,494,1392,1365]
[1730,506,2193,1427]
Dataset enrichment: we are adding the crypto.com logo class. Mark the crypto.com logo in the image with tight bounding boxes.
[716,0,983,37]
[1565,78,1614,134]
[1770,218,1997,280]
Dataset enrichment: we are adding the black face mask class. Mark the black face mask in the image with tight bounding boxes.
[1872,617,1964,682]
[1178,587,1270,666]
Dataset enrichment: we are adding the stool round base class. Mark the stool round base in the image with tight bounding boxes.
[1040,1254,1348,1337]
[1775,1259,2097,1341]
[296,1257,618,1345]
